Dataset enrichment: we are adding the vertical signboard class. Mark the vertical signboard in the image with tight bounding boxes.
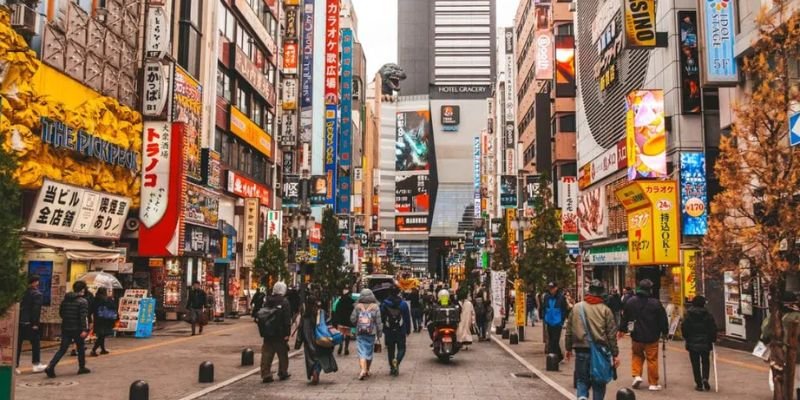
[473,136,481,219]
[554,35,576,98]
[324,0,340,105]
[282,42,299,75]
[678,11,701,113]
[282,174,301,207]
[324,105,338,204]
[173,66,203,182]
[500,175,517,208]
[559,177,579,247]
[623,0,656,48]
[243,198,259,267]
[699,0,738,86]
[534,31,553,80]
[266,210,283,240]
[300,0,315,110]
[680,152,708,235]
[337,28,354,213]
[626,89,666,180]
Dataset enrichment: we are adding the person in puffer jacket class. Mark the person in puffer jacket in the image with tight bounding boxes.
[681,296,717,392]
[618,279,668,391]
[45,280,90,378]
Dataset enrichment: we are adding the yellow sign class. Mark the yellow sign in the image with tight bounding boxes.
[514,279,526,327]
[623,0,657,48]
[683,249,698,301]
[506,208,517,252]
[230,106,273,159]
[627,207,654,265]
[618,180,680,266]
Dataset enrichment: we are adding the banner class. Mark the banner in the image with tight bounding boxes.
[309,175,329,205]
[699,0,738,86]
[324,105,338,204]
[337,28,354,213]
[559,177,578,246]
[616,180,680,266]
[500,175,517,208]
[396,111,431,171]
[623,0,656,48]
[266,210,282,240]
[680,152,708,235]
[184,183,220,229]
[626,89,666,180]
[490,271,507,323]
[554,35,576,97]
[678,11,701,113]
[300,0,315,109]
[324,0,340,104]
[535,31,554,80]
[243,198,259,267]
[578,185,606,241]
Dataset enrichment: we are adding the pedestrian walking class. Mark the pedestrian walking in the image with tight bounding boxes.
[565,280,620,400]
[186,281,207,336]
[251,286,266,320]
[381,287,411,376]
[45,281,91,378]
[332,287,355,356]
[258,282,292,383]
[473,285,489,341]
[621,287,634,305]
[17,275,45,373]
[681,295,717,392]
[457,295,475,349]
[408,288,423,332]
[541,281,569,361]
[606,288,623,329]
[618,279,669,391]
[527,291,538,327]
[294,295,337,385]
[351,288,382,380]
[90,287,117,357]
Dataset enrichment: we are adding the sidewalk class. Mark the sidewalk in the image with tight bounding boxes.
[495,323,773,399]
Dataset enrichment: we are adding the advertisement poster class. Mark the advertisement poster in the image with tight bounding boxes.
[616,180,680,266]
[554,35,576,98]
[337,28,354,213]
[678,11,701,113]
[395,174,430,213]
[623,0,656,48]
[28,261,53,305]
[324,105,338,204]
[282,42,298,74]
[243,198,259,267]
[626,89,666,180]
[202,149,222,190]
[184,183,220,228]
[172,66,203,182]
[309,175,328,205]
[500,175,517,208]
[396,111,431,171]
[324,0,340,104]
[578,186,607,241]
[559,176,579,246]
[680,152,708,235]
[395,215,429,232]
[699,0,738,85]
[490,270,507,323]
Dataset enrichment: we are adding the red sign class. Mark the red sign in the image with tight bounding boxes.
[324,0,340,105]
[226,170,272,207]
[310,223,322,244]
[139,122,186,256]
[282,42,298,74]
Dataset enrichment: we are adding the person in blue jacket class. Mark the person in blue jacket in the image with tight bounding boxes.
[380,286,411,376]
[540,281,570,362]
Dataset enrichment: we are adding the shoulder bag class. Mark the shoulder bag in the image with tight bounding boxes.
[578,304,614,384]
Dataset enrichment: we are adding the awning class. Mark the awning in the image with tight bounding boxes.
[24,237,122,261]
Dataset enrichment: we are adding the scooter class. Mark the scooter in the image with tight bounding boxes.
[432,324,460,362]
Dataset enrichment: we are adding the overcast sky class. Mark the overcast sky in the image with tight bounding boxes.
[351,0,520,78]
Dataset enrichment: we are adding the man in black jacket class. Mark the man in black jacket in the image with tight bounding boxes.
[187,281,207,336]
[681,295,717,391]
[259,281,292,383]
[17,275,45,373]
[618,279,668,391]
[45,281,90,378]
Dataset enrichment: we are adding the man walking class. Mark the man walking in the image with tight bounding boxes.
[618,279,668,391]
[606,288,623,328]
[407,288,423,333]
[258,282,292,383]
[187,281,207,336]
[17,275,45,373]
[381,287,411,376]
[45,281,90,378]
[566,280,620,400]
[541,282,569,361]
[473,285,489,341]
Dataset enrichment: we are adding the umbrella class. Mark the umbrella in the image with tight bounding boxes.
[77,271,122,290]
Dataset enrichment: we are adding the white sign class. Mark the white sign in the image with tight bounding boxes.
[282,79,298,110]
[354,168,363,181]
[505,54,515,122]
[280,112,297,147]
[142,61,171,117]
[243,198,259,267]
[587,245,628,265]
[559,176,579,246]
[28,179,130,239]
[490,270,507,322]
[535,32,554,80]
[266,210,282,240]
[144,7,169,59]
[140,121,172,228]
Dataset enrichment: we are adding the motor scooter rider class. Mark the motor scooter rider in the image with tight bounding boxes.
[427,289,460,340]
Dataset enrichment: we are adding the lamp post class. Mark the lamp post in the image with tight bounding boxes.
[290,210,315,285]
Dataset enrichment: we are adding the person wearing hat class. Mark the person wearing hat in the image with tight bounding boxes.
[540,281,570,362]
[681,295,717,391]
[565,280,620,400]
[618,279,669,391]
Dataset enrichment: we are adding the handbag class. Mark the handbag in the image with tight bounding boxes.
[314,310,336,348]
[374,339,382,353]
[578,304,614,384]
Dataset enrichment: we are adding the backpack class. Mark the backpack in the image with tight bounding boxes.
[356,305,376,335]
[544,297,564,327]
[257,305,283,338]
[384,304,403,332]
[97,305,117,320]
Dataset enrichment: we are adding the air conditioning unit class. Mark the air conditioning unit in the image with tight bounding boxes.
[10,3,40,35]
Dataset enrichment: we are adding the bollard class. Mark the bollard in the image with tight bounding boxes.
[616,388,636,400]
[509,332,519,345]
[241,348,255,366]
[502,328,510,339]
[129,380,149,400]
[199,361,214,383]
[545,353,560,371]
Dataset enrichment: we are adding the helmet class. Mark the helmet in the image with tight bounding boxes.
[437,289,450,306]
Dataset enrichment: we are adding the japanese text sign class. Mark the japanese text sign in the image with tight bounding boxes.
[616,180,680,266]
[226,170,272,207]
[324,0,340,105]
[243,198,259,267]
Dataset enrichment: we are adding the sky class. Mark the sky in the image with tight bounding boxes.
[351,0,520,78]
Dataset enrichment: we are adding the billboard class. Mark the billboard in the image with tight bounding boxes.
[616,180,680,266]
[623,0,656,48]
[578,185,607,241]
[699,0,738,86]
[626,89,666,180]
[300,0,314,109]
[395,174,430,213]
[173,66,203,182]
[323,105,338,204]
[680,152,708,236]
[554,35,576,98]
[678,11,701,113]
[324,0,340,104]
[337,28,354,213]
[282,42,298,74]
[395,215,429,232]
[396,111,431,171]
[534,31,553,80]
[500,175,517,208]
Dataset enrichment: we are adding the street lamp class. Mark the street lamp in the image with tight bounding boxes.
[290,210,315,285]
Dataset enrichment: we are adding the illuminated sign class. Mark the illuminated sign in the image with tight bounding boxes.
[626,90,666,180]
[555,35,576,97]
[699,0,738,86]
[680,152,708,235]
[623,0,656,48]
[616,180,680,266]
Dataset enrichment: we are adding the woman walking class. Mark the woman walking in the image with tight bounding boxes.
[457,295,475,350]
[351,288,382,380]
[295,295,337,384]
[681,295,717,391]
[90,287,117,356]
[332,287,356,356]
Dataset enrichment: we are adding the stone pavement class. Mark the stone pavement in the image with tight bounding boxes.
[200,329,562,400]
[499,323,773,399]
[15,317,268,400]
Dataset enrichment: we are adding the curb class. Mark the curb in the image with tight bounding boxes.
[490,335,573,399]
[177,350,303,400]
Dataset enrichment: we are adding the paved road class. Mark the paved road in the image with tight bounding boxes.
[200,330,563,400]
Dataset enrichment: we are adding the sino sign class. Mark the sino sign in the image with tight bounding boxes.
[616,180,680,266]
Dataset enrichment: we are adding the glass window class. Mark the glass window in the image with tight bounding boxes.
[559,114,576,132]
[214,129,223,153]
[221,134,231,165]
[217,68,231,101]
[252,101,263,126]
[266,110,274,134]
[227,15,236,40]
[178,23,202,78]
[556,23,574,36]
[237,88,249,115]
[217,1,226,35]
[229,138,239,170]
[268,14,278,39]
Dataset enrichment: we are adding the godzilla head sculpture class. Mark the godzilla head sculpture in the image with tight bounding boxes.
[379,63,407,97]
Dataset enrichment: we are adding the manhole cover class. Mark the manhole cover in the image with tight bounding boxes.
[511,372,535,379]
[20,381,79,388]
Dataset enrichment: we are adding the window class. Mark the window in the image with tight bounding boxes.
[217,67,231,101]
[558,114,576,132]
[214,128,224,153]
[252,100,263,127]
[178,0,203,77]
[266,110,275,134]
[556,23,574,36]
[267,13,278,39]
[221,133,231,165]
[237,87,249,115]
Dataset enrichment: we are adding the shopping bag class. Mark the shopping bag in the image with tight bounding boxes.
[314,310,335,348]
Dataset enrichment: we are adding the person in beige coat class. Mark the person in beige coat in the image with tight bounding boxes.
[457,297,476,349]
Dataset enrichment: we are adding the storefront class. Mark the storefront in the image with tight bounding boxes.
[585,241,628,291]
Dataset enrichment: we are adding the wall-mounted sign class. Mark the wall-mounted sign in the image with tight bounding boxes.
[441,105,460,130]
[594,15,622,91]
[587,243,628,265]
[283,150,294,173]
[183,224,221,257]
[243,198,259,267]
[504,27,514,54]
[678,11,701,113]
[473,136,481,219]
[309,175,328,205]
[578,185,607,241]
[282,42,298,75]
[144,6,169,58]
[534,31,554,80]
[282,174,300,207]
[202,149,222,190]
[616,180,680,266]
[300,0,315,109]
[173,66,203,182]
[230,106,273,159]
[28,178,130,239]
[559,176,579,246]
[40,117,139,171]
[623,0,656,48]
[680,152,708,236]
[337,27,354,214]
[266,210,282,240]
[226,170,272,207]
[284,6,298,39]
[324,0,340,105]
[282,78,298,110]
[395,215,429,232]
[395,174,430,213]
[324,106,339,204]
[500,175,517,208]
[234,44,271,103]
[555,35,576,98]
[430,85,490,99]
[578,138,626,189]
[626,89,666,180]
[280,112,297,147]
[142,60,172,118]
[184,183,220,229]
[699,0,738,86]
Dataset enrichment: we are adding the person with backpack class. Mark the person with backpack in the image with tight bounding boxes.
[681,295,717,391]
[257,282,292,383]
[251,286,266,321]
[332,287,355,356]
[350,288,382,380]
[45,281,90,378]
[618,279,669,391]
[541,281,569,362]
[473,285,489,341]
[380,287,411,376]
[90,287,117,357]
[565,280,620,400]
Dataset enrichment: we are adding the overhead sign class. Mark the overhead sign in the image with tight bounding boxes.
[144,6,169,58]
[28,179,131,239]
[626,89,666,180]
[324,0,340,105]
[623,0,656,48]
[230,106,273,159]
[699,0,738,86]
[395,215,429,232]
[226,170,272,207]
[680,152,708,235]
[616,180,680,266]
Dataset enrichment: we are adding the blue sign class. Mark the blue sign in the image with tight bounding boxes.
[701,0,738,85]
[27,260,53,306]
[134,298,156,338]
[324,105,338,205]
[300,0,314,109]
[790,105,800,147]
[680,152,708,235]
[336,28,354,213]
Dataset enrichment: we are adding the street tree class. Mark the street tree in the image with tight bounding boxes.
[704,2,800,398]
[0,96,24,317]
[492,213,513,276]
[313,208,346,301]
[253,235,288,287]
[519,175,572,292]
